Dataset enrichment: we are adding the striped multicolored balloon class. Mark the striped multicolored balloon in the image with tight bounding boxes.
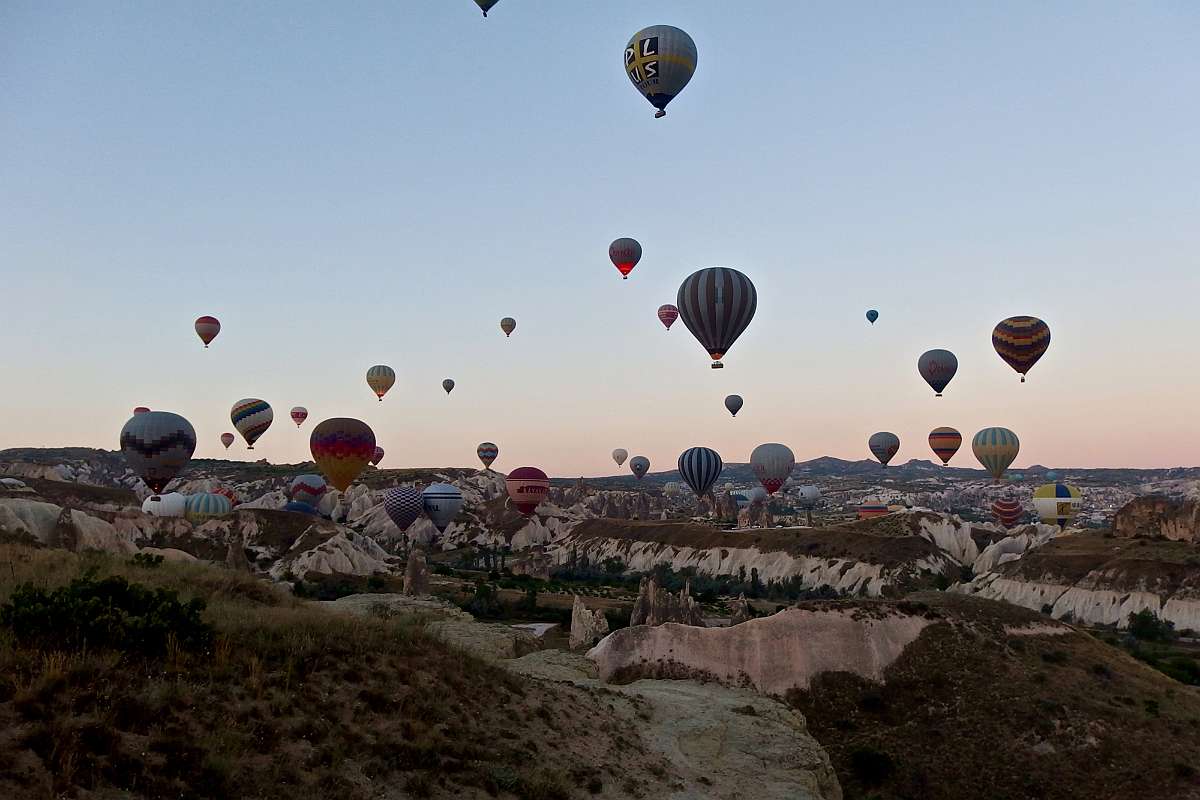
[310,418,375,492]
[506,467,549,515]
[366,365,396,401]
[677,267,757,369]
[657,304,679,330]
[1032,483,1082,528]
[288,474,327,508]
[972,427,1019,482]
[991,497,1024,528]
[185,492,232,523]
[477,442,499,469]
[290,406,308,427]
[992,316,1051,383]
[231,399,273,449]
[927,427,962,466]
[220,432,235,449]
[869,432,900,467]
[371,446,385,466]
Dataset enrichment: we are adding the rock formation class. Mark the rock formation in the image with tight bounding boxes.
[403,549,430,595]
[1113,495,1200,542]
[738,501,773,529]
[715,490,738,520]
[569,594,610,650]
[224,539,252,573]
[629,576,706,628]
[729,593,752,625]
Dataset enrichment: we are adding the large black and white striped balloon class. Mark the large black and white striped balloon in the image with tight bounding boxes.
[677,446,723,499]
[676,267,757,369]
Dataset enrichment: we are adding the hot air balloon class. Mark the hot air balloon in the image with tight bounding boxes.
[133,406,150,415]
[119,411,196,494]
[383,487,422,532]
[1032,483,1082,528]
[972,427,1019,482]
[663,481,681,497]
[506,467,549,515]
[195,316,220,348]
[858,501,889,519]
[677,446,722,498]
[220,432,235,449]
[372,446,385,466]
[212,486,238,506]
[477,442,499,470]
[657,304,679,330]
[289,474,327,508]
[1045,470,1059,482]
[866,310,879,325]
[750,443,795,495]
[423,483,464,533]
[629,456,650,480]
[869,432,900,467]
[310,418,375,492]
[290,407,308,427]
[992,316,1051,382]
[500,317,516,337]
[473,0,498,16]
[724,395,743,417]
[928,427,962,466]
[231,399,272,449]
[442,379,455,395]
[624,25,697,118]
[917,349,958,396]
[366,365,396,401]
[142,493,186,517]
[795,485,821,510]
[185,492,232,523]
[608,238,642,279]
[677,267,757,369]
[991,498,1024,528]
[612,449,628,467]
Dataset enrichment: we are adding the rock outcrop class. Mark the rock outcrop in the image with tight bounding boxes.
[729,593,752,625]
[403,549,429,595]
[630,576,706,627]
[591,606,934,695]
[569,594,610,650]
[1113,495,1200,542]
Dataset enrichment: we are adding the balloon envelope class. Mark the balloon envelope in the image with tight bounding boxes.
[477,442,499,469]
[474,0,498,16]
[608,238,642,279]
[384,486,422,532]
[423,483,464,533]
[366,365,396,401]
[972,427,1020,481]
[866,310,879,324]
[677,446,723,498]
[991,498,1024,528]
[624,25,697,118]
[133,406,150,415]
[442,379,455,394]
[629,456,650,480]
[142,492,186,518]
[992,316,1051,382]
[869,432,900,467]
[795,485,821,510]
[750,443,795,495]
[185,492,232,523]
[310,418,376,492]
[290,407,308,427]
[676,267,757,369]
[231,399,272,449]
[195,315,220,347]
[928,427,962,466]
[220,433,235,449]
[119,411,197,494]
[371,446,385,466]
[288,474,327,508]
[724,394,743,417]
[612,448,628,467]
[500,317,516,337]
[657,304,679,330]
[1033,483,1082,527]
[917,349,958,396]
[506,467,549,515]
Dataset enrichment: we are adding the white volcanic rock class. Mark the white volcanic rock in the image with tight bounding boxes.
[971,526,1063,574]
[269,529,394,580]
[589,607,933,695]
[237,489,288,510]
[0,498,136,553]
[0,498,63,542]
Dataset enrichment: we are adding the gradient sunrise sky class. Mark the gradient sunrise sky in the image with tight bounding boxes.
[2,1,1197,476]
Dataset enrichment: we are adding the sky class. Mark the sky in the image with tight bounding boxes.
[1,1,1198,476]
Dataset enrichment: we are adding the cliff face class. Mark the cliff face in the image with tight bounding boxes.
[1112,495,1200,542]
[955,530,1200,631]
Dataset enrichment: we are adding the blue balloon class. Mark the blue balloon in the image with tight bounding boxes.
[866,309,879,324]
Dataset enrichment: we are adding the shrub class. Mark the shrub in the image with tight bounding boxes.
[1128,609,1177,643]
[849,747,895,787]
[128,552,164,569]
[0,574,211,657]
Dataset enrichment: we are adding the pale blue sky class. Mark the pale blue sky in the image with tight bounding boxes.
[2,2,1198,474]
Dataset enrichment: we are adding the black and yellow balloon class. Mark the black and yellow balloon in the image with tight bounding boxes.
[624,25,697,118]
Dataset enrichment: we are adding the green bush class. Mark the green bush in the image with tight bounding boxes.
[128,552,164,569]
[1128,609,1177,643]
[0,573,211,657]
[849,746,895,787]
